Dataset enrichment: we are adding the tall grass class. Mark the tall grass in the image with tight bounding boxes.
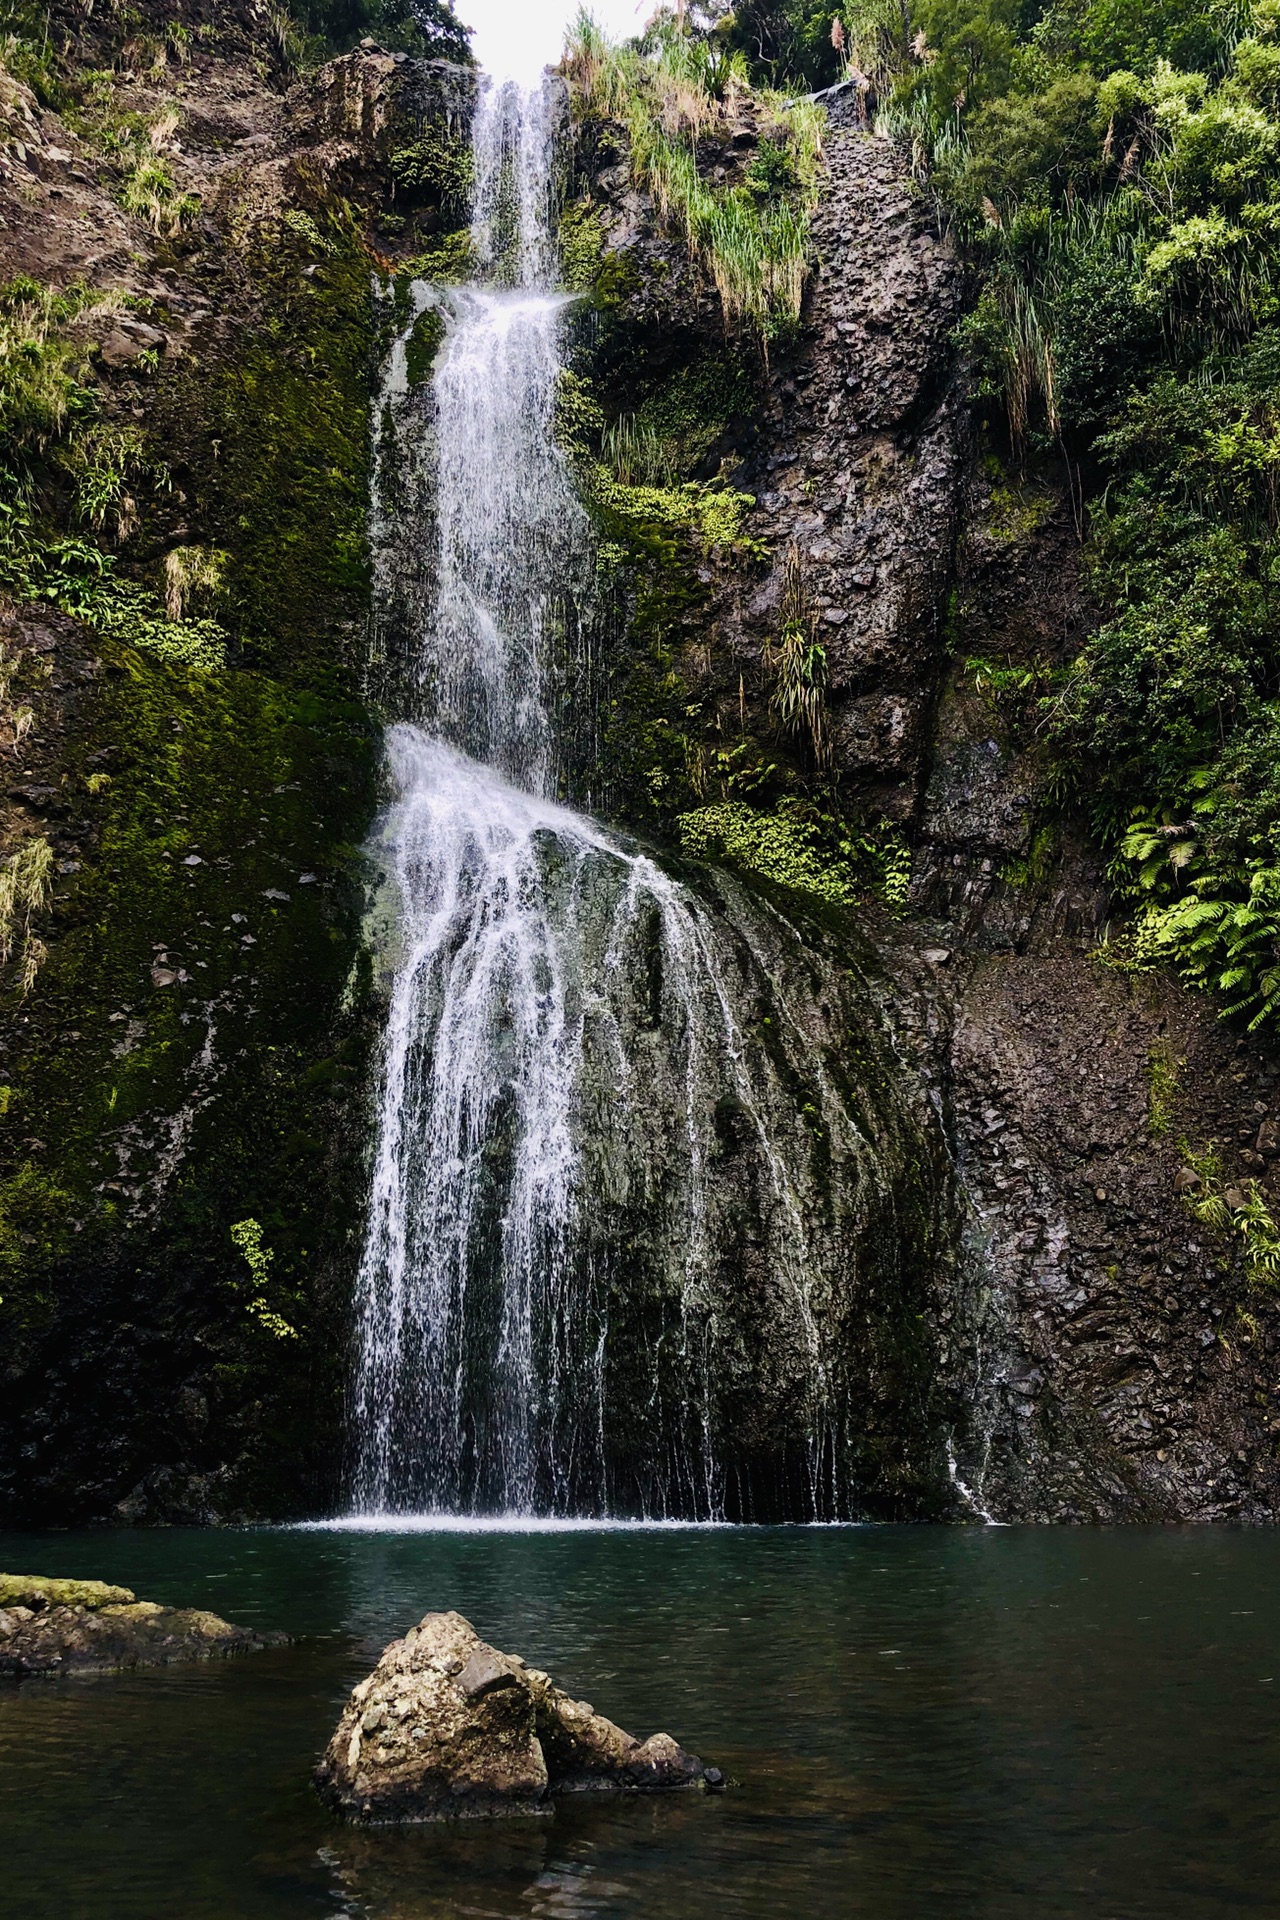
[602,413,675,485]
[766,544,830,766]
[961,194,1151,450]
[0,835,52,995]
[0,278,117,465]
[564,13,824,332]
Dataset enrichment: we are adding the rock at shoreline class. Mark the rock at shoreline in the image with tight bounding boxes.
[0,1573,279,1678]
[314,1610,713,1822]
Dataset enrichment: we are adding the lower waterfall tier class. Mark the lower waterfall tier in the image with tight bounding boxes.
[352,727,956,1521]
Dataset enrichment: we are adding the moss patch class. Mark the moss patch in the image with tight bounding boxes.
[0,1574,135,1609]
[404,302,445,387]
[679,800,858,915]
[0,214,382,1524]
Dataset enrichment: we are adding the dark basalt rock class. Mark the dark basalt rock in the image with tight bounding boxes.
[314,1610,708,1822]
[0,1574,279,1677]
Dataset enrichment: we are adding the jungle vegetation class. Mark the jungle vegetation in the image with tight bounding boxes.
[708,0,1280,1031]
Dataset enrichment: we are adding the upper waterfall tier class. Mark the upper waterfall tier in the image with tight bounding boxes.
[369,78,589,791]
[471,79,557,291]
[427,284,590,792]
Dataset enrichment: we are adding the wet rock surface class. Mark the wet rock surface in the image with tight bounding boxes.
[0,1573,278,1677]
[728,127,963,816]
[314,1611,710,1822]
[889,455,1280,1520]
[916,944,1280,1522]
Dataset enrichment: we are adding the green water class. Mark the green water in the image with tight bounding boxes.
[0,1524,1277,1918]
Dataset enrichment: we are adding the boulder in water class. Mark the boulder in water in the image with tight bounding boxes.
[314,1610,710,1822]
[0,1573,280,1677]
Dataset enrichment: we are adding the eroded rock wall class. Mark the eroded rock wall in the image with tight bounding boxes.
[573,97,1280,1521]
[734,126,963,815]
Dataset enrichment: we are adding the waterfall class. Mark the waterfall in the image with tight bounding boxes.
[352,80,933,1521]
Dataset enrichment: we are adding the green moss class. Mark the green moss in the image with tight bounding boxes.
[985,482,1056,545]
[404,303,445,387]
[677,800,913,918]
[2,633,374,1211]
[0,1163,71,1324]
[679,801,859,912]
[403,229,477,283]
[999,823,1055,888]
[559,201,608,292]
[601,671,704,819]
[0,629,377,1516]
[152,232,373,680]
[553,340,772,829]
[0,1573,136,1608]
[578,243,643,316]
[389,127,473,216]
[554,369,606,455]
[590,466,763,559]
[630,352,756,475]
[1147,1040,1183,1138]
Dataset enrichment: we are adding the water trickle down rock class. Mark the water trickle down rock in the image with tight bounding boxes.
[313,1609,708,1821]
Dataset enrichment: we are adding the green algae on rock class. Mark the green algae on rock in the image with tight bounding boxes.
[0,1574,135,1610]
[0,1571,280,1677]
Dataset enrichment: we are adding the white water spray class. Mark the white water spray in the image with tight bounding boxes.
[352,79,879,1521]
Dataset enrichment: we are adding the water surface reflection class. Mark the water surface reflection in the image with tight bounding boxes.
[0,1524,1276,1918]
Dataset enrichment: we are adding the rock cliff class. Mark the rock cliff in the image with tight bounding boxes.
[565,85,1280,1521]
[0,14,469,1525]
[2,11,1278,1525]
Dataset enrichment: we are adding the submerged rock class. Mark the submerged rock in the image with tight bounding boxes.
[314,1610,710,1822]
[0,1573,279,1678]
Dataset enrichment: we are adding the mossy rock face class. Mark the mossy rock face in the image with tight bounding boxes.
[0,617,379,1524]
[555,254,772,835]
[148,233,375,683]
[0,1574,135,1610]
[0,1588,277,1674]
[0,209,383,1526]
[405,302,446,386]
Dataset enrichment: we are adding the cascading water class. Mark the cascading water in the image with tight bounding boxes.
[352,79,946,1521]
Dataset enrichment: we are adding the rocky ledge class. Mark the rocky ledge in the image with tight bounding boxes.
[315,1609,719,1822]
[0,1574,279,1677]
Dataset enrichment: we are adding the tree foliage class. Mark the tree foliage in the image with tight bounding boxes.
[288,0,473,61]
